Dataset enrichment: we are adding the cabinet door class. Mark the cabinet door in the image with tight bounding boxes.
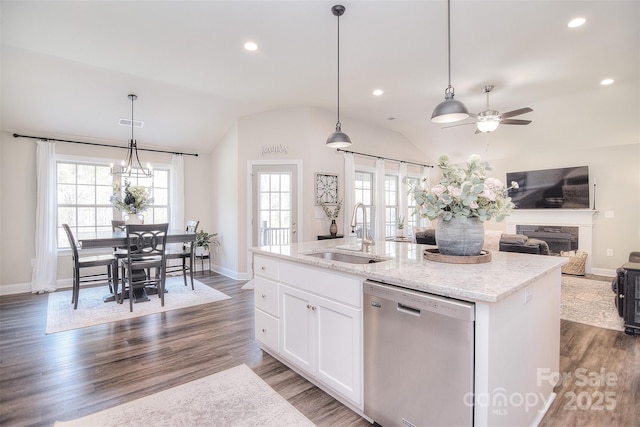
[255,309,279,351]
[280,285,314,374]
[315,295,362,405]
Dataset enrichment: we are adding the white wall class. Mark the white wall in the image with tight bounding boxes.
[210,123,240,278]
[487,143,640,271]
[212,106,428,279]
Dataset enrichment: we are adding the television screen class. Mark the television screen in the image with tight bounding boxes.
[506,166,590,209]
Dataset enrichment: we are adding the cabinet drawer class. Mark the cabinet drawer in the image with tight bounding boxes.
[255,277,279,316]
[255,309,279,351]
[280,261,361,307]
[254,255,279,281]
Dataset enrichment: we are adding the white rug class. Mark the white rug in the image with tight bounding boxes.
[54,364,315,427]
[561,276,624,331]
[46,277,230,334]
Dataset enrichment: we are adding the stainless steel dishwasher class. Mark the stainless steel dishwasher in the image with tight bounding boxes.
[363,280,475,427]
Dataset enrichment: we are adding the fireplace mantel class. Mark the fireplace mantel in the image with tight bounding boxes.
[506,209,597,273]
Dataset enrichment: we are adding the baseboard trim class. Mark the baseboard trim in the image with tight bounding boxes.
[0,279,73,296]
[210,263,251,281]
[591,267,616,277]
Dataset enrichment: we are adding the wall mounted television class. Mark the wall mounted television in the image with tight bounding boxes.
[506,166,590,209]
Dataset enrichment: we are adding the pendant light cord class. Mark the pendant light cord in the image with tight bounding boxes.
[131,94,135,142]
[447,0,451,88]
[336,10,341,126]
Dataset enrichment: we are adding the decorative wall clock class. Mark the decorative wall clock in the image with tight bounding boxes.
[315,173,339,205]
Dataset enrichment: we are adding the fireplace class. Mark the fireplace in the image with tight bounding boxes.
[506,209,596,274]
[516,225,579,255]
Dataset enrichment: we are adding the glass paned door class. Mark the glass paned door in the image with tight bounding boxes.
[252,164,298,246]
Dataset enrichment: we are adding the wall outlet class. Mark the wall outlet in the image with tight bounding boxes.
[524,287,533,304]
[607,249,614,257]
[605,211,615,219]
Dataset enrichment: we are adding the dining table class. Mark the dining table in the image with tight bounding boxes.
[77,229,197,303]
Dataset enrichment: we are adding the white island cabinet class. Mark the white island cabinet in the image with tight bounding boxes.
[251,240,567,426]
[253,254,364,409]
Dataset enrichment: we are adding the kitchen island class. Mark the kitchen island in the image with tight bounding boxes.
[250,239,567,426]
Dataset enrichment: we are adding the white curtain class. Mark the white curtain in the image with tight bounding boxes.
[399,162,408,228]
[422,165,432,228]
[342,152,355,236]
[170,154,185,231]
[375,158,386,239]
[31,140,58,294]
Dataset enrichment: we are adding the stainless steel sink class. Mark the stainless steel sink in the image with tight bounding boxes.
[305,251,384,264]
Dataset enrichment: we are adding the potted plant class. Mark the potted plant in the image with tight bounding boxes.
[320,199,343,236]
[195,230,220,256]
[397,215,405,238]
[410,154,519,256]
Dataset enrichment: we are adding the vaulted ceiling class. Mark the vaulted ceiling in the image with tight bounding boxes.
[2,1,638,163]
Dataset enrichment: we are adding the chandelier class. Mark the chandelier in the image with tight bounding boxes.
[110,94,153,178]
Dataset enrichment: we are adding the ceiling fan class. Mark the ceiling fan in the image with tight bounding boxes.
[443,85,533,133]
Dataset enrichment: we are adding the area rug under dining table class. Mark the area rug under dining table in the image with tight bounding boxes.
[54,363,316,427]
[46,276,230,334]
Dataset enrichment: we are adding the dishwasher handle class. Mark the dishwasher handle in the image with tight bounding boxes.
[397,302,421,316]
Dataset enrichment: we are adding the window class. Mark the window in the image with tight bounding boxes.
[57,161,168,249]
[384,174,398,238]
[257,170,293,246]
[354,171,374,238]
[405,176,421,233]
[405,175,430,235]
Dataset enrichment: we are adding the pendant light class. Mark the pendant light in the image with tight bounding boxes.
[110,94,153,178]
[326,4,352,148]
[431,0,469,123]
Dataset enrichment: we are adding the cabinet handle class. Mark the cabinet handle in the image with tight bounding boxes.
[307,304,311,309]
[261,266,266,271]
[261,293,267,298]
[262,328,266,333]
[312,305,317,311]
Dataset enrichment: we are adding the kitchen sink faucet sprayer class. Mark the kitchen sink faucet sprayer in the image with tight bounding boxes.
[350,202,375,252]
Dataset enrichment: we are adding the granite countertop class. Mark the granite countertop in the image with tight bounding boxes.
[250,238,567,303]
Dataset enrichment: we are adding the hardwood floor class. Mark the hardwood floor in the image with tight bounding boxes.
[0,272,638,426]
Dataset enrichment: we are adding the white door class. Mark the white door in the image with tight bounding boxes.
[251,164,298,247]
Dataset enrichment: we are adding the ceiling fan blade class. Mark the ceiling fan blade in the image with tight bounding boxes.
[500,107,533,119]
[442,122,476,129]
[501,119,532,125]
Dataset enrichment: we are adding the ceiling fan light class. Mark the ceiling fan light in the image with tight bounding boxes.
[326,123,352,148]
[476,119,500,133]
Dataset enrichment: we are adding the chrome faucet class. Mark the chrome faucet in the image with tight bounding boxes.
[350,202,375,251]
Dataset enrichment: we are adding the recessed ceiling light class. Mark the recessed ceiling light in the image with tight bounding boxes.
[568,17,586,28]
[244,41,258,51]
[600,78,615,86]
[373,89,384,96]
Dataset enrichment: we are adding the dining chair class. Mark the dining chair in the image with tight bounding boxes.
[62,224,118,309]
[165,220,199,289]
[119,223,169,312]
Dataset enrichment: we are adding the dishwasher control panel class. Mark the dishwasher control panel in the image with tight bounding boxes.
[364,280,475,322]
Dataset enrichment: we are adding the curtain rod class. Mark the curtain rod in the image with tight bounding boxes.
[336,148,433,168]
[12,133,199,157]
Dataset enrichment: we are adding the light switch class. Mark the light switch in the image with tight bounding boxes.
[605,211,615,218]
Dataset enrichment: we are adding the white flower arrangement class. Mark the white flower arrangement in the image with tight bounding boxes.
[110,180,154,214]
[320,199,343,219]
[410,154,518,222]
